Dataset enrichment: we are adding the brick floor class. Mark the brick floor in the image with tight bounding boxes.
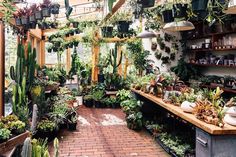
[50,105,170,157]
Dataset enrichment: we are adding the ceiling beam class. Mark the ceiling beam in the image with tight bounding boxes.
[99,0,125,26]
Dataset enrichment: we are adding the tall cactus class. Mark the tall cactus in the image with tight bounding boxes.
[54,138,59,157]
[108,44,123,74]
[21,137,32,157]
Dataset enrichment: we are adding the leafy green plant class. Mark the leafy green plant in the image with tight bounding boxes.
[37,120,57,132]
[116,89,132,102]
[121,99,143,115]
[48,104,69,125]
[171,58,200,81]
[126,112,143,130]
[1,114,18,123]
[0,128,11,142]
[92,90,104,101]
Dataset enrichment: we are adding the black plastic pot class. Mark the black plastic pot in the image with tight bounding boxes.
[75,29,80,34]
[69,43,73,48]
[74,42,79,47]
[29,15,36,23]
[137,0,155,8]
[21,16,29,25]
[101,26,113,38]
[15,18,21,26]
[69,31,74,36]
[67,122,77,131]
[51,3,60,14]
[162,10,174,23]
[117,21,130,33]
[65,33,70,37]
[48,48,52,53]
[98,74,104,83]
[173,3,187,18]
[50,23,58,29]
[72,22,79,28]
[53,47,58,52]
[42,8,51,17]
[35,10,43,20]
[94,100,103,108]
[83,99,93,107]
[29,22,37,29]
[192,0,209,11]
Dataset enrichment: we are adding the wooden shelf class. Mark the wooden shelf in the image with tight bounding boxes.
[200,84,236,94]
[189,48,236,52]
[187,31,236,40]
[190,63,236,68]
[131,89,236,135]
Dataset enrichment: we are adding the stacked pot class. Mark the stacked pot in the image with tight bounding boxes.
[224,106,236,126]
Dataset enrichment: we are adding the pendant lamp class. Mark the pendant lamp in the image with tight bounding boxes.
[224,0,236,14]
[163,21,195,32]
[137,30,157,38]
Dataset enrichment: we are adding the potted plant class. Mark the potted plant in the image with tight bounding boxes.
[126,112,143,130]
[93,90,105,108]
[35,5,43,20]
[83,95,93,108]
[162,4,174,23]
[51,3,60,14]
[13,9,23,26]
[101,26,113,38]
[173,3,188,18]
[41,0,51,17]
[137,0,155,8]
[29,4,37,23]
[21,7,30,26]
[192,0,209,11]
[36,119,57,141]
[0,128,11,143]
[8,120,26,135]
[110,11,133,34]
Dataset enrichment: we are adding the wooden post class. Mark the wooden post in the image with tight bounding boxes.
[124,56,129,79]
[91,44,99,83]
[66,48,71,74]
[39,40,45,67]
[0,21,5,116]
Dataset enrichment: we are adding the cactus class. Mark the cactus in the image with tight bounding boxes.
[35,145,42,157]
[54,138,59,157]
[108,44,123,73]
[31,104,38,133]
[21,137,32,157]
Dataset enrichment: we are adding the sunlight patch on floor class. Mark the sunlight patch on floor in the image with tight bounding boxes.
[78,115,91,126]
[100,114,126,126]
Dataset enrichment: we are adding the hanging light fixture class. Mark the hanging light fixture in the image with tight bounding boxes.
[224,0,236,14]
[137,30,157,38]
[163,21,195,32]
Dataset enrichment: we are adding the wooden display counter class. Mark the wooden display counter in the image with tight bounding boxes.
[132,89,236,135]
[132,89,236,157]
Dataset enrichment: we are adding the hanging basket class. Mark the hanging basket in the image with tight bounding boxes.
[29,14,36,23]
[42,8,51,17]
[51,3,60,14]
[21,16,29,25]
[72,22,79,28]
[101,26,113,38]
[192,0,209,11]
[15,18,21,26]
[35,10,43,20]
[173,3,187,18]
[137,0,155,8]
[162,10,174,23]
[117,21,130,33]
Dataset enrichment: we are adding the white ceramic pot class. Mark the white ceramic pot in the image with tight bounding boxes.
[181,101,196,113]
[76,96,83,106]
[224,114,236,126]
[226,106,236,117]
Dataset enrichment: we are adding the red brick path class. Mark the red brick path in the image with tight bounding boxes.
[51,106,169,157]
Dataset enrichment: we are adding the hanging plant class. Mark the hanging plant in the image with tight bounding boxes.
[170,53,176,60]
[159,42,165,50]
[155,51,162,60]
[165,46,171,53]
[41,0,52,17]
[161,56,170,65]
[151,42,157,51]
[51,3,60,14]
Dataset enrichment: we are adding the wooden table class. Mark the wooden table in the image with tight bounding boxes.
[132,89,236,157]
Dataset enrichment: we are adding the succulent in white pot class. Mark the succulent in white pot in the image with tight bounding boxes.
[181,101,196,113]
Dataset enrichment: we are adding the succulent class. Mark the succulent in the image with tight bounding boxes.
[37,120,56,132]
[0,128,11,141]
[8,120,26,134]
